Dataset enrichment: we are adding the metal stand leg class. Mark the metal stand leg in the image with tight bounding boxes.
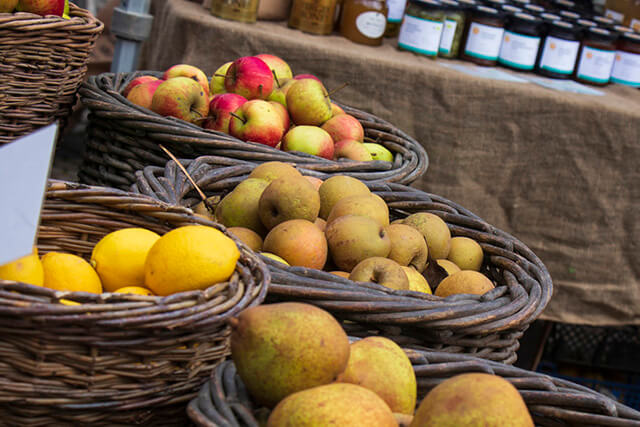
[110,0,153,73]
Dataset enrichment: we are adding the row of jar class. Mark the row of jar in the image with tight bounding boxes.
[393,0,639,87]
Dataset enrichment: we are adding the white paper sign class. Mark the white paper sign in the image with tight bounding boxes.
[0,124,58,265]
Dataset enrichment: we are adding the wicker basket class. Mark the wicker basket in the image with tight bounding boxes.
[0,4,103,144]
[187,350,640,426]
[0,181,269,426]
[131,156,553,364]
[77,71,428,190]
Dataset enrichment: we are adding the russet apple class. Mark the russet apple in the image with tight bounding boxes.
[387,224,429,272]
[318,175,371,219]
[402,266,432,294]
[215,178,270,236]
[150,77,209,124]
[126,79,163,110]
[349,257,409,291]
[225,56,274,100]
[204,93,247,134]
[321,114,364,143]
[227,227,263,252]
[286,79,332,126]
[326,194,389,227]
[210,61,232,95]
[248,161,301,183]
[263,219,327,269]
[334,139,373,161]
[269,101,290,131]
[122,75,159,98]
[258,175,320,229]
[163,64,209,97]
[17,0,63,15]
[255,53,293,87]
[325,215,391,272]
[282,126,334,160]
[404,212,452,260]
[229,100,285,147]
[0,0,18,12]
[364,143,394,162]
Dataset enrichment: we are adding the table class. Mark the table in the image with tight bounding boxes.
[141,0,640,326]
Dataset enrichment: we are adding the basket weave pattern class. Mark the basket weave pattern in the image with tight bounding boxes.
[0,181,269,426]
[188,351,640,427]
[0,5,103,144]
[77,71,428,189]
[132,156,553,364]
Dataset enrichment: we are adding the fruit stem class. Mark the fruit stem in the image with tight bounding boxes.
[229,112,247,124]
[272,70,281,88]
[326,82,349,98]
[214,73,227,78]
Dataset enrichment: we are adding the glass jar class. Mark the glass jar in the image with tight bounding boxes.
[574,27,618,85]
[539,12,560,24]
[289,0,339,34]
[398,0,445,57]
[461,5,506,65]
[498,13,543,70]
[385,0,408,37]
[559,10,580,22]
[523,4,545,15]
[211,0,260,23]
[438,0,467,57]
[536,20,580,78]
[340,0,388,45]
[610,32,640,87]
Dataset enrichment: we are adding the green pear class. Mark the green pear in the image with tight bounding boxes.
[230,302,350,408]
[258,175,320,230]
[318,175,371,219]
[364,143,394,162]
[326,215,391,272]
[338,336,417,415]
[249,161,302,183]
[387,224,429,271]
[349,257,409,291]
[326,193,389,227]
[403,212,451,260]
[215,178,269,235]
[267,383,397,427]
[410,373,533,427]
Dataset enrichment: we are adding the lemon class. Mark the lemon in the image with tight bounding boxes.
[114,286,154,296]
[0,247,43,286]
[91,228,160,292]
[144,225,240,296]
[42,252,102,293]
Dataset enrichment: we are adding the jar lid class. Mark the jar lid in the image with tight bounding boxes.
[458,0,478,8]
[539,12,560,22]
[502,4,522,13]
[553,0,576,9]
[484,0,506,6]
[440,0,462,9]
[510,0,530,4]
[473,5,504,19]
[576,19,597,28]
[584,26,618,43]
[559,10,580,20]
[523,4,545,14]
[612,25,633,34]
[593,16,614,26]
[509,11,543,30]
[547,19,579,38]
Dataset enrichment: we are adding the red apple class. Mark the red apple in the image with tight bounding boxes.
[229,100,285,147]
[123,75,160,98]
[203,93,248,134]
[1,0,19,13]
[286,79,332,126]
[333,139,372,161]
[17,0,63,15]
[331,103,345,117]
[151,77,209,124]
[282,126,334,159]
[255,54,293,87]
[294,73,322,82]
[269,101,290,131]
[321,114,364,143]
[126,79,163,110]
[225,56,274,100]
[163,64,209,97]
[209,61,232,95]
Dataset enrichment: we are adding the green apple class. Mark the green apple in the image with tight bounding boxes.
[210,61,232,95]
[364,143,393,162]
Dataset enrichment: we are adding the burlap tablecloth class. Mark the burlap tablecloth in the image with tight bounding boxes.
[142,0,640,326]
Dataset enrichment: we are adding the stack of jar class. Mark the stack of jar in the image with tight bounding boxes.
[390,0,640,87]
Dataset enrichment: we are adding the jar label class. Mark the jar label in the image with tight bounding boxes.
[463,22,505,61]
[576,46,616,84]
[356,11,387,39]
[498,31,541,70]
[387,0,407,23]
[610,50,640,87]
[539,36,580,75]
[439,19,458,54]
[398,15,444,56]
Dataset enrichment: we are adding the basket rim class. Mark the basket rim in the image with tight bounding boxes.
[0,3,104,33]
[0,180,270,324]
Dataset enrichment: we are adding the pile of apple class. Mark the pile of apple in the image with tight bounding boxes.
[0,0,68,17]
[123,54,393,162]
[197,161,495,298]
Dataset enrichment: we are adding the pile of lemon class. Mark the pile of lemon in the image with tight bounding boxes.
[0,225,240,298]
